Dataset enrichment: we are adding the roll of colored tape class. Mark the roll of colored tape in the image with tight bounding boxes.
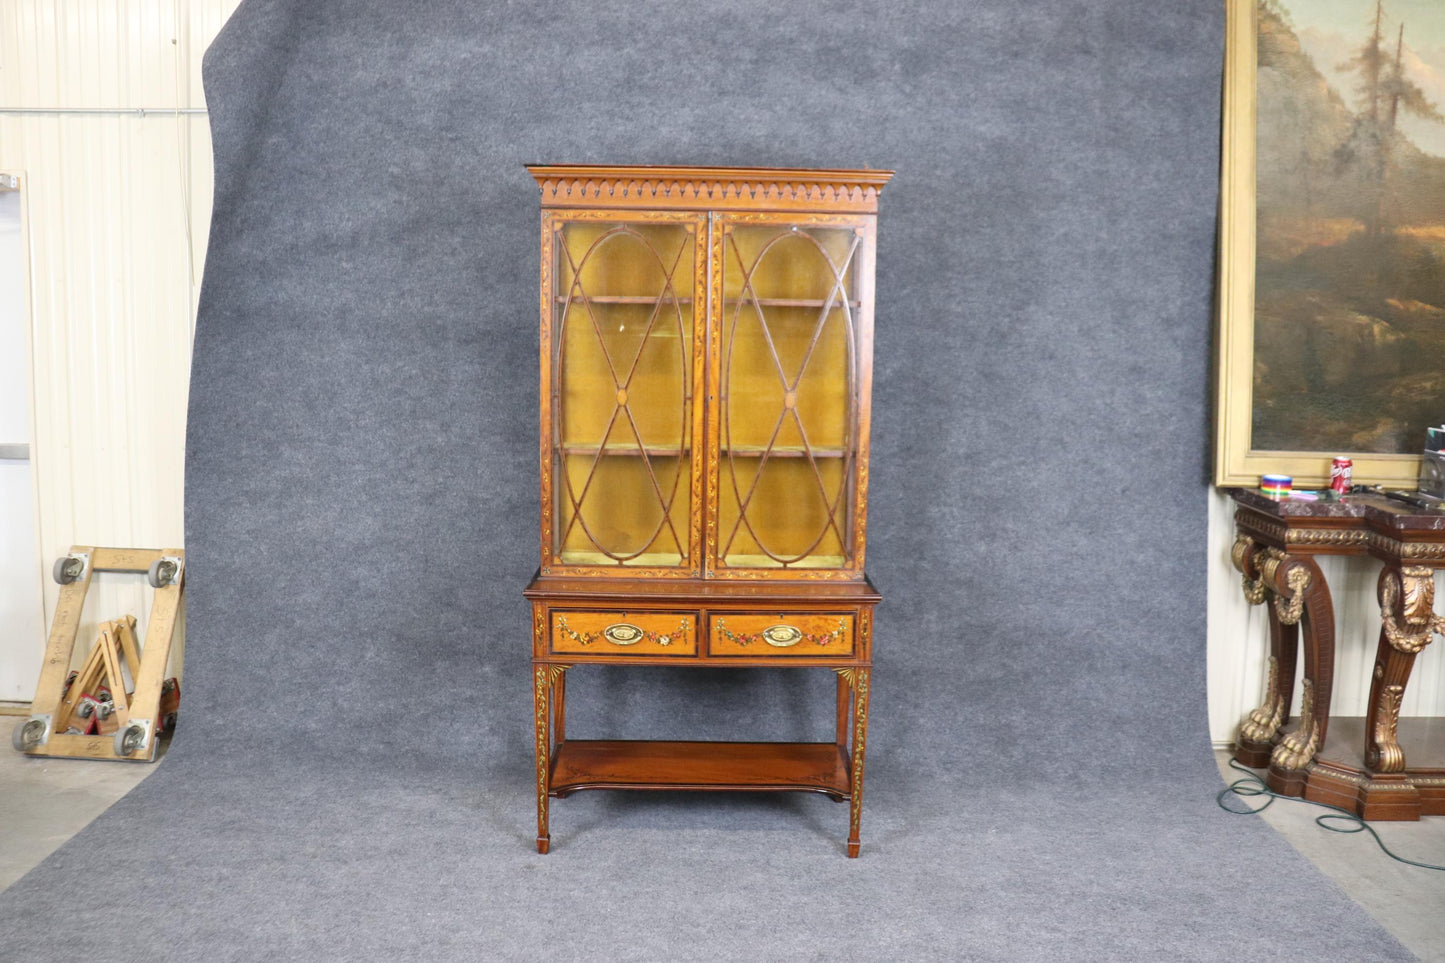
[1261,473,1292,498]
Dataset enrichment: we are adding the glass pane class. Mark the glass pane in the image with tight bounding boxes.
[552,220,694,567]
[718,223,861,569]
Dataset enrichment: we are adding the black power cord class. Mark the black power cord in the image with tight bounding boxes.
[1217,759,1445,872]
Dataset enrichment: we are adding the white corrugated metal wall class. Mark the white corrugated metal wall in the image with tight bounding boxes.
[0,0,241,701]
[1,2,1442,738]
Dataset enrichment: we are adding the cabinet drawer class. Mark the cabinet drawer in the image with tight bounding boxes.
[709,613,854,657]
[551,611,697,655]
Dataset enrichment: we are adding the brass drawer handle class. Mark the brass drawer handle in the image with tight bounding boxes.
[556,615,690,647]
[603,623,643,645]
[762,625,803,648]
[715,618,848,648]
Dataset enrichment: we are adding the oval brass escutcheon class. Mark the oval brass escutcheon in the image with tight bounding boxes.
[603,623,644,645]
[762,624,803,648]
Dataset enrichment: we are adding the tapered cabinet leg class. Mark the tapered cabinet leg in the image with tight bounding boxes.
[533,663,567,854]
[837,667,871,858]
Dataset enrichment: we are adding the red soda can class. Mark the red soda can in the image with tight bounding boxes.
[1330,457,1353,493]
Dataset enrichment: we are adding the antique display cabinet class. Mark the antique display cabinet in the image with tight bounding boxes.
[523,165,891,856]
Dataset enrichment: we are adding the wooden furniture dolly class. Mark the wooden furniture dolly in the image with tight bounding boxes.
[1229,489,1445,818]
[11,546,184,762]
[524,165,891,855]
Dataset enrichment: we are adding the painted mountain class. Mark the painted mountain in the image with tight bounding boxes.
[1253,0,1445,453]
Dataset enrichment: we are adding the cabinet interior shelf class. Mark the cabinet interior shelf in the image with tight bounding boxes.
[558,295,695,305]
[726,298,861,309]
[724,446,848,458]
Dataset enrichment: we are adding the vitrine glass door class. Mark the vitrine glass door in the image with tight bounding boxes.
[709,214,873,575]
[545,213,705,573]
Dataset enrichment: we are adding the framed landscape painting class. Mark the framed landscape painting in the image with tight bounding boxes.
[1216,0,1445,487]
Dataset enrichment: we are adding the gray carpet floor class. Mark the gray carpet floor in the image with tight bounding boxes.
[0,1,1413,959]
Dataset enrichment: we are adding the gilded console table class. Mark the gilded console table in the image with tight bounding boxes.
[1229,488,1445,819]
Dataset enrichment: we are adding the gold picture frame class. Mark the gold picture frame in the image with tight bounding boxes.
[1215,0,1427,489]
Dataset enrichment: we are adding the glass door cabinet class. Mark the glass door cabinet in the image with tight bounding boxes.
[525,166,891,857]
[711,213,874,576]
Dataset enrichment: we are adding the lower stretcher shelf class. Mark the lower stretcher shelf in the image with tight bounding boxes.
[549,739,851,796]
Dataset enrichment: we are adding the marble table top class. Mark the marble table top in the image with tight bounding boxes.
[1228,487,1445,532]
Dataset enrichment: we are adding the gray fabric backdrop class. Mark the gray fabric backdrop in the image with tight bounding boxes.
[0,1,1413,959]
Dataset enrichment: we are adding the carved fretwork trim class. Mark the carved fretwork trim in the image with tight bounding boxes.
[1307,766,1445,788]
[1236,512,1445,560]
[1391,540,1445,560]
[1234,514,1372,551]
[528,166,892,214]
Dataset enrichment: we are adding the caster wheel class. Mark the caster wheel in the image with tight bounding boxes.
[12,719,46,752]
[115,725,145,757]
[96,702,114,721]
[147,559,178,588]
[76,700,94,719]
[163,712,177,732]
[53,557,82,585]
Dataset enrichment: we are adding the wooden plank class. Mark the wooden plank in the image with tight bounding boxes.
[88,547,166,572]
[116,615,142,690]
[97,624,129,715]
[119,564,183,757]
[53,635,105,734]
[30,549,94,717]
[41,732,150,761]
[550,740,849,795]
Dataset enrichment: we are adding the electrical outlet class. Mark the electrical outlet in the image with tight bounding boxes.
[0,174,17,191]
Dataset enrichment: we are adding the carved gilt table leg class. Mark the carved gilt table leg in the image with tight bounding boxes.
[1365,566,1441,775]
[533,663,568,854]
[835,667,870,858]
[1232,535,1299,767]
[1262,551,1334,797]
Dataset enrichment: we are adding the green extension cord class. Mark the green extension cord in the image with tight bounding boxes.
[1217,759,1445,872]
